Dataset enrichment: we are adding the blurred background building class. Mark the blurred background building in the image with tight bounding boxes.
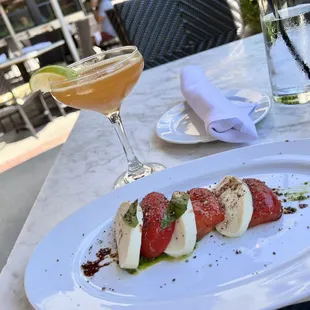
[0,0,89,39]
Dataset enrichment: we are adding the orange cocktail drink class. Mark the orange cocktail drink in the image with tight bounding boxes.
[50,46,165,188]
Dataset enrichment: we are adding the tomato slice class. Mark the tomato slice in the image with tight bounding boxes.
[244,178,283,228]
[140,192,175,259]
[188,188,225,241]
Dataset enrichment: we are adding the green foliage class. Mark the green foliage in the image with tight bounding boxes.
[240,0,262,34]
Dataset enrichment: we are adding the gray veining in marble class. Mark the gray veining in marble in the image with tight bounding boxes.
[1,33,310,309]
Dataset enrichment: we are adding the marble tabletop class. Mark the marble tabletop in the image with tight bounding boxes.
[2,33,310,309]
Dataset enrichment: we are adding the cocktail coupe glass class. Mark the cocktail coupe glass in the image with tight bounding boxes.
[50,46,165,188]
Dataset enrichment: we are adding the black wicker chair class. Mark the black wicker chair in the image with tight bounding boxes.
[111,0,244,69]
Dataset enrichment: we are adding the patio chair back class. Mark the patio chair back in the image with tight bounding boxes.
[75,18,96,58]
[0,70,15,99]
[111,0,244,69]
[5,36,23,54]
[0,45,10,75]
[30,29,62,45]
[0,45,9,57]
[30,29,78,65]
[0,70,51,137]
[29,30,66,66]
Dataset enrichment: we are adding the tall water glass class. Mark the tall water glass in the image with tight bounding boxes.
[259,0,310,104]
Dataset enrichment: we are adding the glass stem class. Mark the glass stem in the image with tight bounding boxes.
[108,110,145,175]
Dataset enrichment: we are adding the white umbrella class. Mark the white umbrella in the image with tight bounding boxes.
[50,0,80,62]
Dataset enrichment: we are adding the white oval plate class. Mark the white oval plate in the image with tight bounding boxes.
[156,89,271,144]
[25,139,310,310]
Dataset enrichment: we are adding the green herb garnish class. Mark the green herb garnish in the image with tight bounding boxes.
[123,199,139,228]
[161,192,189,229]
[161,209,176,230]
[170,192,190,218]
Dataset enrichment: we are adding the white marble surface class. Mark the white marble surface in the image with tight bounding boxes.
[2,34,310,309]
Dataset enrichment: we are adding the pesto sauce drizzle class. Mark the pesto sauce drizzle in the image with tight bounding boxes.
[126,243,198,274]
[284,191,308,201]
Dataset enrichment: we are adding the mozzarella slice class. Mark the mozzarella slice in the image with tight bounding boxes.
[215,176,253,237]
[164,192,197,257]
[115,201,143,269]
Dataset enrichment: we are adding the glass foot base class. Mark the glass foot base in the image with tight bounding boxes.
[114,162,166,189]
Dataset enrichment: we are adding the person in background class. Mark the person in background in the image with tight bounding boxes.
[91,0,117,41]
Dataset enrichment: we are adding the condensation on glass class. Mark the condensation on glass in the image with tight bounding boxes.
[259,0,310,104]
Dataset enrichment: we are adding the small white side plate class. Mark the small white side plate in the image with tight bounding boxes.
[156,89,271,144]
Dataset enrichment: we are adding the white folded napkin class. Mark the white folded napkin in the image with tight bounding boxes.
[181,66,258,143]
[93,31,102,45]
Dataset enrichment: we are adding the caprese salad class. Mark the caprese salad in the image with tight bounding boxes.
[115,176,283,270]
